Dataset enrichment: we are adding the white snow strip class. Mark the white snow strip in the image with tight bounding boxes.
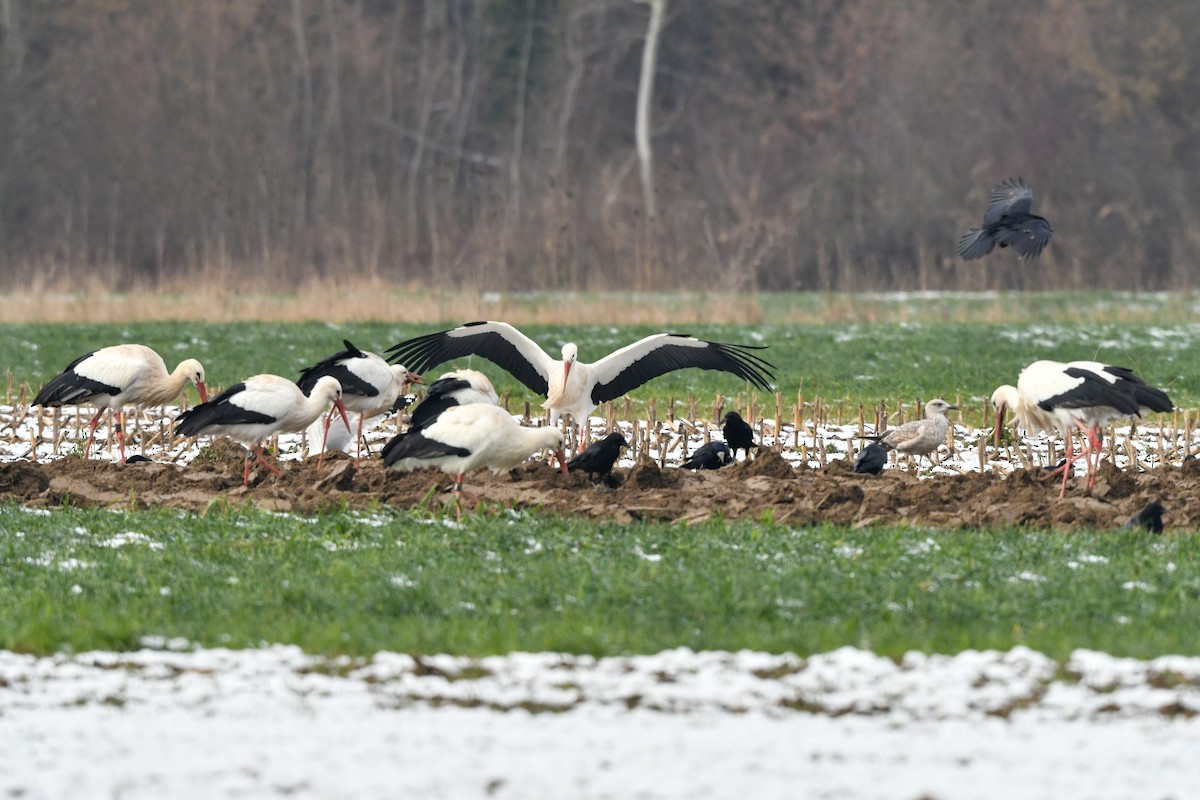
[0,645,1197,799]
[1,403,1190,480]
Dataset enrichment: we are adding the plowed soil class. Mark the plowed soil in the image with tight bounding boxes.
[1,443,1192,531]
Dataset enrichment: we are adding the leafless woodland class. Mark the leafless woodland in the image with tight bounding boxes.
[0,0,1198,294]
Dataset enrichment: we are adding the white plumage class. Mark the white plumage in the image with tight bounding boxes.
[992,359,1172,498]
[33,343,208,463]
[175,374,350,485]
[383,403,567,495]
[297,340,422,465]
[386,321,774,448]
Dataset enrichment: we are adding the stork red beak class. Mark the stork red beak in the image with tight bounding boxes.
[407,372,423,385]
[196,382,209,404]
[555,449,568,476]
[317,398,354,471]
[333,398,352,430]
[993,406,1005,448]
[562,360,572,386]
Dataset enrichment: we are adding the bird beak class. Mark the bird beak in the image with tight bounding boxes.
[555,449,568,476]
[993,406,1005,448]
[196,382,209,404]
[333,398,351,431]
[407,372,423,385]
[562,360,572,385]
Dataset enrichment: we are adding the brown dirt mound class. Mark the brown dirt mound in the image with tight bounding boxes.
[0,452,1190,533]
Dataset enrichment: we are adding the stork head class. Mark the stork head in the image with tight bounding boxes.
[391,364,423,394]
[178,358,209,403]
[561,343,578,383]
[990,385,1019,447]
[543,427,569,476]
[312,377,352,429]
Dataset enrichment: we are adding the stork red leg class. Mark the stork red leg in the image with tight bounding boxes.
[115,409,127,464]
[255,444,281,476]
[1084,424,1104,492]
[355,414,365,467]
[84,408,105,455]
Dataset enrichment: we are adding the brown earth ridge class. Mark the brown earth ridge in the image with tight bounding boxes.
[0,445,1191,532]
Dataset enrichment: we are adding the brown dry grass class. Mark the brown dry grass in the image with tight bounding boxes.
[3,274,1198,326]
[1,277,770,326]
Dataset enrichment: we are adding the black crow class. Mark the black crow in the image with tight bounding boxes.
[568,432,627,480]
[681,441,734,470]
[721,411,756,457]
[852,443,888,475]
[958,177,1053,261]
[1122,501,1165,534]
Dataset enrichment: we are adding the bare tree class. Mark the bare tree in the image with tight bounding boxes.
[632,0,666,223]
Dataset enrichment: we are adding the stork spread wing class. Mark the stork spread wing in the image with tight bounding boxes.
[982,177,1034,226]
[386,321,552,396]
[587,334,775,405]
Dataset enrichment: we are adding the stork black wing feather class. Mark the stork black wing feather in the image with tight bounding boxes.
[297,340,379,397]
[1097,366,1174,413]
[33,351,119,406]
[175,383,276,435]
[590,340,774,405]
[386,323,550,396]
[1042,369,1141,416]
[381,429,472,467]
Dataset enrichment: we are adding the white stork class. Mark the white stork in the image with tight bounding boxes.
[386,321,774,448]
[407,369,500,430]
[297,339,422,465]
[992,359,1172,498]
[382,403,568,497]
[175,374,351,486]
[33,343,208,463]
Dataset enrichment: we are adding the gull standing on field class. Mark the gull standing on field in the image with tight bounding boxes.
[33,343,208,463]
[386,321,775,449]
[871,399,957,467]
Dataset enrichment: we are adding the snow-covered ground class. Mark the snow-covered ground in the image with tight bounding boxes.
[2,644,1197,799]
[0,401,1193,478]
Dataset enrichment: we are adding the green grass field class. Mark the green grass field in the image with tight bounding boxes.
[4,295,1199,660]
[5,310,1200,418]
[3,504,1197,660]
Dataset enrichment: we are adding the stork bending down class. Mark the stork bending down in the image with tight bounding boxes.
[175,374,351,486]
[992,360,1172,499]
[33,343,208,463]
